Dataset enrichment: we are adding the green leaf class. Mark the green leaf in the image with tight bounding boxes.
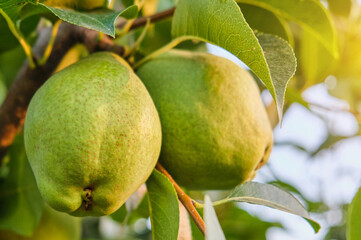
[110,184,147,224]
[146,169,179,240]
[121,0,135,8]
[0,0,27,23]
[236,0,338,57]
[110,204,127,223]
[0,1,41,54]
[135,19,206,56]
[138,19,172,55]
[172,0,296,120]
[126,194,150,224]
[0,1,32,51]
[125,184,147,213]
[190,209,204,240]
[0,14,39,53]
[0,72,6,104]
[172,0,268,91]
[157,0,175,12]
[239,3,292,43]
[0,135,44,236]
[268,181,329,213]
[0,45,27,87]
[257,33,297,118]
[296,28,335,86]
[204,195,226,240]
[347,187,361,240]
[37,4,138,37]
[209,182,320,233]
[285,86,310,110]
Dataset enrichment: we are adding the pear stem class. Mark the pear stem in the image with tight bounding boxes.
[155,163,206,236]
[38,20,63,66]
[0,9,37,69]
[133,36,195,69]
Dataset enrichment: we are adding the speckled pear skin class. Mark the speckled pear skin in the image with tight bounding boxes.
[24,52,162,216]
[136,50,273,190]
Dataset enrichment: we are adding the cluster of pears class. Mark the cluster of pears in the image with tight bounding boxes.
[24,49,273,217]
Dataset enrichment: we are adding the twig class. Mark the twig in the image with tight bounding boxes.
[133,36,193,68]
[117,7,176,30]
[155,163,206,236]
[125,18,151,58]
[38,20,63,65]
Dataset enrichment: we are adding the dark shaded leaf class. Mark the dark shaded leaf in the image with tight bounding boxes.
[0,135,44,236]
[146,170,179,240]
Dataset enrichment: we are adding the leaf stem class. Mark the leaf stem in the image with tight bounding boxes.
[38,20,62,66]
[126,18,151,58]
[117,6,176,30]
[0,9,36,68]
[155,163,206,236]
[133,36,194,68]
[193,199,230,208]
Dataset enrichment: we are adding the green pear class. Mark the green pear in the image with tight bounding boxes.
[24,52,162,216]
[0,205,81,240]
[136,50,273,190]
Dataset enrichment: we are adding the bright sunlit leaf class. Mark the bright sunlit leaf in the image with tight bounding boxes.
[236,0,338,57]
[205,182,321,233]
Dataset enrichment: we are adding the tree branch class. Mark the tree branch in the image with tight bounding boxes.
[155,163,206,236]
